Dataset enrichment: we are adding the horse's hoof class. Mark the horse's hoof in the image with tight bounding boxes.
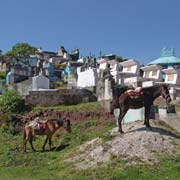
[118,129,124,134]
[146,124,151,128]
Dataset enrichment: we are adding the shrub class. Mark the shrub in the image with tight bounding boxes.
[0,90,25,113]
[0,90,28,134]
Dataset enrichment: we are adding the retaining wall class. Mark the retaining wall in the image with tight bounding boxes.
[25,89,97,106]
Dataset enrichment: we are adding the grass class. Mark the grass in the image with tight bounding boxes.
[0,102,180,179]
[34,102,104,113]
[0,121,180,180]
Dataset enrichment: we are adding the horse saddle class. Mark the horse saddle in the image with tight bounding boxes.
[126,87,144,99]
[29,119,47,130]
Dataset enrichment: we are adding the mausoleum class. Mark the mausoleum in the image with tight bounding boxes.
[148,48,180,69]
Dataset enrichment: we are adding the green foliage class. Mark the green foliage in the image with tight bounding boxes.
[0,71,6,79]
[0,90,25,113]
[54,62,66,69]
[5,42,37,64]
[116,56,124,63]
[0,90,27,134]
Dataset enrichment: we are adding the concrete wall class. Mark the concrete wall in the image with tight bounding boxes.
[113,108,144,125]
[8,78,32,96]
[158,108,180,133]
[25,89,97,106]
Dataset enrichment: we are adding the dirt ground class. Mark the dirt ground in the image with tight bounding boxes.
[66,120,180,169]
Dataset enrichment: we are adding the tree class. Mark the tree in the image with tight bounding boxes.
[116,56,124,63]
[5,42,37,64]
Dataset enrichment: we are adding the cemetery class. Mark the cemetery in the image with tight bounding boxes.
[1,1,180,179]
[0,44,180,179]
[1,46,180,131]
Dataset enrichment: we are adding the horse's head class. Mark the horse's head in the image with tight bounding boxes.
[161,84,171,104]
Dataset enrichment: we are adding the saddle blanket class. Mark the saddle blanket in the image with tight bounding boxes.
[29,121,47,130]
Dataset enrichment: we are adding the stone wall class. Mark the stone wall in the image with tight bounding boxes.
[8,78,32,97]
[25,89,97,106]
[158,108,180,133]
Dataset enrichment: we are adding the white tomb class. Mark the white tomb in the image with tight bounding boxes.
[118,59,142,87]
[32,75,50,90]
[109,60,120,83]
[77,68,98,88]
[120,59,141,74]
[141,65,162,87]
[162,68,180,85]
[162,68,180,100]
[141,65,162,80]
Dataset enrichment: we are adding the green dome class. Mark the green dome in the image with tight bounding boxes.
[148,48,180,65]
[148,56,180,65]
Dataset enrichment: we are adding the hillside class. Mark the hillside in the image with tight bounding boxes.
[67,120,180,170]
[0,102,180,179]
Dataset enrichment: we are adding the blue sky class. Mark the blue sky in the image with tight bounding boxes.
[0,0,180,64]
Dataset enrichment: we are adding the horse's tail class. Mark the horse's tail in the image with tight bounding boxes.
[23,127,26,141]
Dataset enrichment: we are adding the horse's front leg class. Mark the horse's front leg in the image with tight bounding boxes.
[49,135,53,150]
[144,106,151,128]
[42,136,48,151]
[23,136,28,153]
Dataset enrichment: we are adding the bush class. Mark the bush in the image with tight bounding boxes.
[0,90,28,134]
[0,90,25,113]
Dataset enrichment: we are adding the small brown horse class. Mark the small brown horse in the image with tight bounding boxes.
[111,84,171,133]
[23,119,71,152]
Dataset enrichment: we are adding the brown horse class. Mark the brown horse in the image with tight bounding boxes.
[111,84,171,133]
[23,119,71,152]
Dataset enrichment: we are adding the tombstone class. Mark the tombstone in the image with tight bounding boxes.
[67,77,77,89]
[6,71,11,85]
[43,60,50,77]
[104,79,113,100]
[35,48,45,76]
[77,68,98,88]
[96,72,114,101]
[99,61,108,71]
[32,75,50,90]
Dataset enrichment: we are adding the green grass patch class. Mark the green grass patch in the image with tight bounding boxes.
[33,102,104,113]
[0,113,180,179]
